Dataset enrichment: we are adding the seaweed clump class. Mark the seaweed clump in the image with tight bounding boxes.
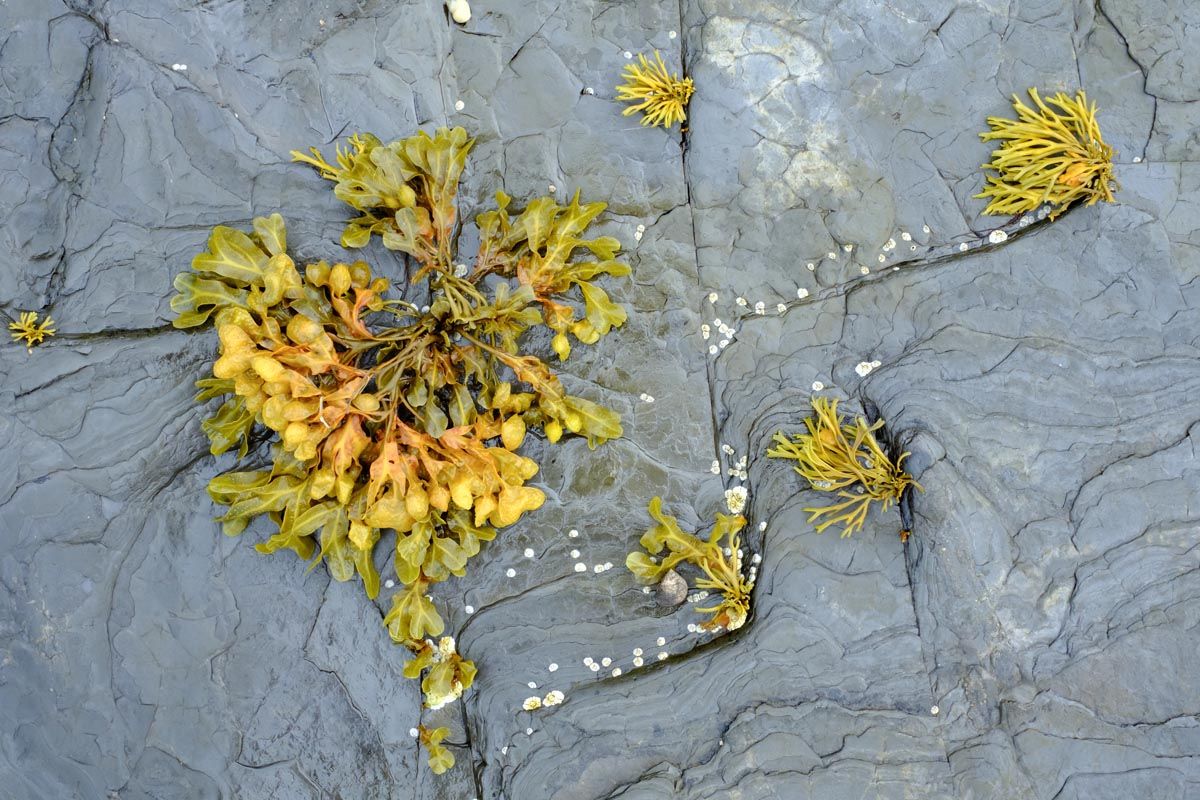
[626,497,751,631]
[976,88,1116,220]
[9,311,55,351]
[172,126,629,773]
[616,51,695,129]
[768,397,920,538]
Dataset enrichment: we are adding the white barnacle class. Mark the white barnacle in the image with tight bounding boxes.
[724,486,748,514]
[988,229,1008,244]
[811,380,824,391]
[543,690,565,706]
[522,696,542,711]
[446,0,471,23]
[797,287,809,299]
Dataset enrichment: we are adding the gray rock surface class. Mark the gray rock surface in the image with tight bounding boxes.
[2,0,1199,798]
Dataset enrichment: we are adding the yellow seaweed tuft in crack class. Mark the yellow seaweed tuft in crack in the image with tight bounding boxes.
[616,51,695,129]
[976,88,1117,220]
[767,396,921,537]
[9,311,55,351]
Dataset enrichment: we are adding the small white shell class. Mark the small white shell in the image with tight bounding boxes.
[447,0,471,23]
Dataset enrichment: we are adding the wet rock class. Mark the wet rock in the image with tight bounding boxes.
[2,0,1200,798]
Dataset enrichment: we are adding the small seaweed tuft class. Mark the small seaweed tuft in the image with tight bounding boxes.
[626,497,751,631]
[768,396,920,537]
[976,88,1116,220]
[9,311,55,351]
[616,51,695,129]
